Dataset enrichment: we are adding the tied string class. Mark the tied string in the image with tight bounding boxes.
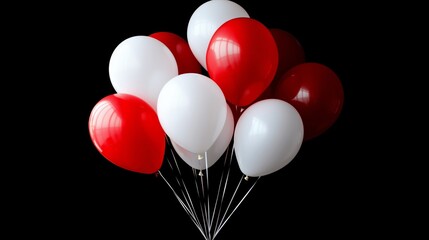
[157,136,260,240]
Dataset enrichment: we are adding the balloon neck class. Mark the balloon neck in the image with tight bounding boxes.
[198,170,204,177]
[197,154,204,160]
[244,175,249,181]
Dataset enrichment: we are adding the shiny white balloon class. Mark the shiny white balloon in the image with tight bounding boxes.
[234,99,304,177]
[157,73,227,155]
[109,35,178,110]
[187,0,250,70]
[171,104,234,170]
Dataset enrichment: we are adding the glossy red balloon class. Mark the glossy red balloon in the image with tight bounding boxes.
[206,17,278,107]
[274,62,344,141]
[253,83,275,102]
[88,93,166,174]
[269,28,305,88]
[150,31,202,74]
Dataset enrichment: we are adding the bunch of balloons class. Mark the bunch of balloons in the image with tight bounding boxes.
[88,0,344,238]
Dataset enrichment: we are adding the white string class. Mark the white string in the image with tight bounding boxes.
[157,170,206,238]
[164,137,207,238]
[213,176,261,239]
[212,144,235,233]
[204,151,212,240]
[159,137,259,240]
[165,138,201,226]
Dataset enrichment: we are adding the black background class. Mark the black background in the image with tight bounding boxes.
[39,0,420,239]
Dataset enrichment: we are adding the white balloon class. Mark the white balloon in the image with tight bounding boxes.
[109,35,178,111]
[187,0,250,70]
[234,99,304,177]
[172,104,234,170]
[157,73,227,155]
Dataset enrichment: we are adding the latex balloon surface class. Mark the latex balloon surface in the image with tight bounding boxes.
[274,62,344,141]
[88,93,165,174]
[109,35,178,111]
[157,73,227,155]
[150,31,202,74]
[234,99,304,177]
[187,0,249,70]
[172,104,234,170]
[269,28,305,87]
[207,17,278,107]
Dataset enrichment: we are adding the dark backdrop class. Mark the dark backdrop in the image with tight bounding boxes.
[58,0,410,239]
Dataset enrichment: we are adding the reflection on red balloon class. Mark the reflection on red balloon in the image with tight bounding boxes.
[150,31,202,74]
[88,93,165,174]
[274,62,344,141]
[207,17,278,107]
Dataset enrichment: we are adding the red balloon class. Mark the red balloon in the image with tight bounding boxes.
[88,93,166,174]
[269,28,305,88]
[206,17,278,107]
[150,31,202,74]
[274,62,344,141]
[254,83,275,102]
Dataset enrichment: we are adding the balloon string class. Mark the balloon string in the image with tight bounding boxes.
[213,176,261,239]
[192,153,211,239]
[210,145,229,227]
[160,160,201,228]
[215,173,244,234]
[157,169,206,238]
[193,166,209,238]
[164,137,205,235]
[161,136,258,239]
[212,143,235,234]
[157,169,191,217]
[166,137,199,209]
[204,151,212,240]
[166,140,199,220]
[168,145,203,227]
